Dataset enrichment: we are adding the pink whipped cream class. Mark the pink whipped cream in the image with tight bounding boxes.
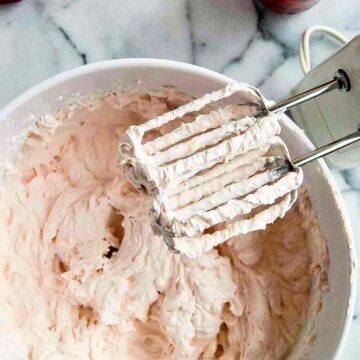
[0,89,327,359]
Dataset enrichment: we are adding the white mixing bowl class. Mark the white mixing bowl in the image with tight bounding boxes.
[0,59,356,359]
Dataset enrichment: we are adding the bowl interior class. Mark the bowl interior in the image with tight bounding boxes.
[0,59,355,360]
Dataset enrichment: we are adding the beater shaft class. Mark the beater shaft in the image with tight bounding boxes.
[293,126,360,167]
[260,69,350,116]
[273,126,360,176]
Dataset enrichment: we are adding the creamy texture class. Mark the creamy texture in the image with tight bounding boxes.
[118,83,302,257]
[0,89,322,359]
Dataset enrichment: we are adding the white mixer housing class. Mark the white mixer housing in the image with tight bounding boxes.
[291,35,360,169]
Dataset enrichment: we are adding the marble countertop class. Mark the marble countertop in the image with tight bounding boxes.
[0,0,359,358]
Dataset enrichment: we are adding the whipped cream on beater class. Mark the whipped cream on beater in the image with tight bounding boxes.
[119,83,303,258]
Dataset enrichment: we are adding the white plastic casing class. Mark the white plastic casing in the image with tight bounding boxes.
[291,35,360,169]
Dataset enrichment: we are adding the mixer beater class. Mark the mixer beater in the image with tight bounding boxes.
[118,70,359,258]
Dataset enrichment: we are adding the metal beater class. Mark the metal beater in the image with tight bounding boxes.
[118,69,359,257]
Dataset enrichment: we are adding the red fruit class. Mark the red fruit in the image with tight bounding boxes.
[257,0,320,14]
[0,0,22,4]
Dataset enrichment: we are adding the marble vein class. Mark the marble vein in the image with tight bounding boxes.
[185,0,196,65]
[57,26,87,64]
[342,168,360,191]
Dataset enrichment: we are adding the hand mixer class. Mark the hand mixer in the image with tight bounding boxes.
[118,68,360,258]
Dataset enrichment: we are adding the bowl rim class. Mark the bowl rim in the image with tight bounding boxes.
[0,58,356,359]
